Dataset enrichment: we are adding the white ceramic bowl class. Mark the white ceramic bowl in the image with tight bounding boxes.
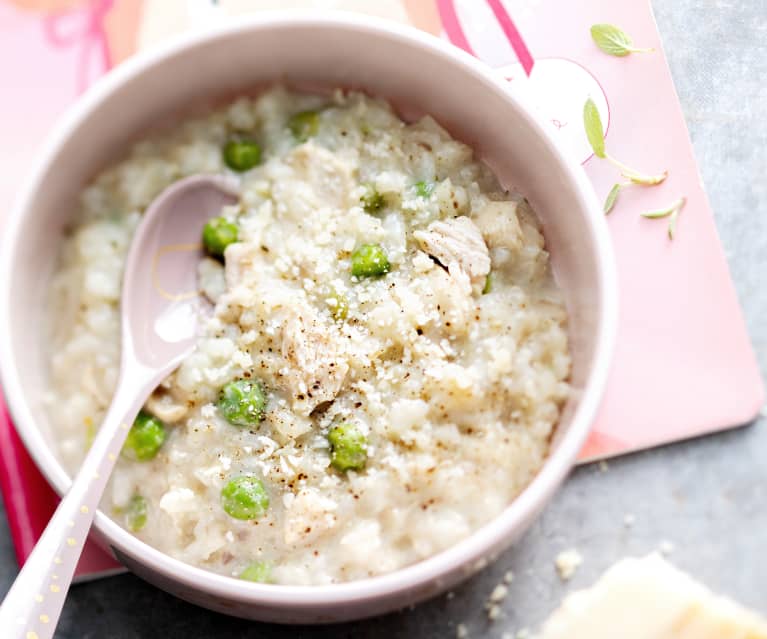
[0,12,616,623]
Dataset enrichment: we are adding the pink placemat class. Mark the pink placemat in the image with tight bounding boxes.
[0,0,762,580]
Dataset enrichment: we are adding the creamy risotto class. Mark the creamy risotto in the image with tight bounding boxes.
[46,87,571,585]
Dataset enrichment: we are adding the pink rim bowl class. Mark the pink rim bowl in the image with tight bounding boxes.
[0,12,617,624]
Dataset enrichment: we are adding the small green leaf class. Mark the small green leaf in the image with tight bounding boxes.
[125,495,148,532]
[288,110,320,143]
[641,208,673,219]
[668,198,686,239]
[482,272,492,295]
[624,170,668,186]
[590,23,654,57]
[414,180,436,198]
[360,184,386,214]
[583,98,606,159]
[641,205,674,219]
[668,209,679,240]
[641,197,686,239]
[606,155,668,186]
[239,561,272,583]
[603,183,623,215]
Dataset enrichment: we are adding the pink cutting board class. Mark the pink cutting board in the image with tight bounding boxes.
[0,0,762,579]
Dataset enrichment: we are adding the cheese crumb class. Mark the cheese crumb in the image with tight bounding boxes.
[598,460,609,473]
[484,582,510,621]
[456,623,468,639]
[555,549,583,581]
[624,513,636,527]
[489,583,509,602]
[503,570,515,584]
[659,540,675,555]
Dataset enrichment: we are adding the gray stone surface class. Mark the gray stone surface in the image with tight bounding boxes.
[1,1,766,636]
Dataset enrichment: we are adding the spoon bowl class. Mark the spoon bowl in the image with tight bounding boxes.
[123,174,239,370]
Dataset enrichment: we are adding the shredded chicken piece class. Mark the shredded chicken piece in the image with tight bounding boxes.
[413,216,490,289]
[281,304,349,416]
[423,266,475,334]
[473,201,524,250]
[146,388,188,423]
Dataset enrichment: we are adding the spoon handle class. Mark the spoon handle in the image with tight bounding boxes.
[0,366,153,639]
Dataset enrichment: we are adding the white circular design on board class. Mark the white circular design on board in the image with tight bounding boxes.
[497,58,610,164]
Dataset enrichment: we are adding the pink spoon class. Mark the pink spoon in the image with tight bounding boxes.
[0,174,239,639]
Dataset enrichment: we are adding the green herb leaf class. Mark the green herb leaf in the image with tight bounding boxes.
[583,98,606,159]
[624,170,668,186]
[667,198,686,239]
[641,205,675,219]
[604,183,623,214]
[590,23,654,57]
[125,495,148,532]
[606,155,667,187]
[414,180,436,198]
[482,272,492,295]
[239,560,272,583]
[360,184,386,214]
[288,110,320,143]
[668,209,680,240]
[641,197,686,239]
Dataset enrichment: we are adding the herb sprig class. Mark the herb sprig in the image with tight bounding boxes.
[641,197,686,239]
[591,24,654,57]
[584,98,667,185]
[584,98,669,215]
[586,25,685,238]
[603,182,628,215]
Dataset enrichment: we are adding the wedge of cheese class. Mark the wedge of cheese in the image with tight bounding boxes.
[538,554,767,639]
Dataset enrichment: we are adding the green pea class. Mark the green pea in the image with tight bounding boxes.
[239,561,272,583]
[122,411,166,461]
[221,476,269,520]
[360,184,385,214]
[414,180,436,198]
[202,216,238,257]
[351,244,390,279]
[125,495,148,532]
[223,139,261,172]
[326,291,349,321]
[218,379,267,427]
[288,110,320,143]
[327,423,368,472]
[482,272,492,295]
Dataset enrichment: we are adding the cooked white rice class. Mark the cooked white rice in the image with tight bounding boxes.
[45,87,570,585]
